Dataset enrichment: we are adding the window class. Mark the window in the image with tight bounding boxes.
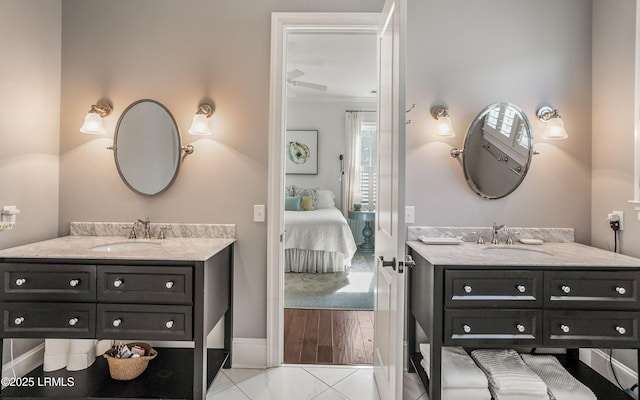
[359,122,377,209]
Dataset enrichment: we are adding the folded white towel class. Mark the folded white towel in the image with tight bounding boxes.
[418,344,489,388]
[471,349,548,400]
[521,354,596,400]
[442,387,492,400]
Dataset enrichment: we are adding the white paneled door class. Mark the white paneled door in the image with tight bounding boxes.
[373,0,406,399]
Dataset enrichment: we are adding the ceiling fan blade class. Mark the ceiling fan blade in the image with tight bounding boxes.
[290,80,328,91]
[287,69,305,80]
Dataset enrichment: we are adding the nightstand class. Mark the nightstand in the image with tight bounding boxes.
[348,210,375,252]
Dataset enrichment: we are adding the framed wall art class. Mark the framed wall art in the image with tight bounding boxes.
[285,130,318,175]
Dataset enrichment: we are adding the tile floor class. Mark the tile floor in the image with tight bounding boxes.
[207,365,428,400]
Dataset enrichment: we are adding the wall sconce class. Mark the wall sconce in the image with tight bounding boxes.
[537,106,568,140]
[188,103,214,135]
[431,106,456,138]
[80,101,113,134]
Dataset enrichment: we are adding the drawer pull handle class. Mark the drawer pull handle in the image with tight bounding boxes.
[463,285,472,294]
[516,324,526,333]
[69,317,79,326]
[112,318,122,327]
[616,286,626,295]
[165,281,174,289]
[69,279,80,287]
[166,320,174,329]
[113,279,124,288]
[561,285,571,294]
[616,326,627,335]
[14,317,24,325]
[516,285,526,293]
[15,278,26,286]
[560,324,570,333]
[462,324,471,333]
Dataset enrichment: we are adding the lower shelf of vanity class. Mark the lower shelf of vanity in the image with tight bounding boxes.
[408,352,634,400]
[0,348,228,400]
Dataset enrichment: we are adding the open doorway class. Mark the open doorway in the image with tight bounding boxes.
[280,30,378,365]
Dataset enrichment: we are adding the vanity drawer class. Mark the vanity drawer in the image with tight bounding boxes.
[0,302,95,338]
[544,310,639,347]
[545,271,640,310]
[97,265,192,305]
[97,304,192,340]
[444,270,542,308]
[444,309,542,346]
[0,263,96,301]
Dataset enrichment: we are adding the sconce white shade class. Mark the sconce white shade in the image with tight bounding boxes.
[80,101,112,134]
[537,106,568,140]
[80,112,107,134]
[431,106,455,137]
[188,103,214,135]
[541,117,568,140]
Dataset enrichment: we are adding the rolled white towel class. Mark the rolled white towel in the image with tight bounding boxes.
[471,349,548,399]
[418,344,489,388]
[521,354,596,400]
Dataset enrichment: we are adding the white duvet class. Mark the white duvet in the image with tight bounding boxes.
[284,207,358,265]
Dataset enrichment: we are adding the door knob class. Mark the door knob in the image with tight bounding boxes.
[379,256,396,271]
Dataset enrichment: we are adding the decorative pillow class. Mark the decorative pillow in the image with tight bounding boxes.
[315,190,336,209]
[294,187,319,208]
[285,185,296,197]
[300,196,315,211]
[285,196,301,211]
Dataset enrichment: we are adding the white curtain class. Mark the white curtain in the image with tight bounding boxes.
[343,111,365,244]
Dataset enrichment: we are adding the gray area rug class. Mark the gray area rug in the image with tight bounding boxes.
[284,252,375,310]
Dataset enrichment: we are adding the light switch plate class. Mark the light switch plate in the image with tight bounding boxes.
[254,204,265,222]
[405,206,415,224]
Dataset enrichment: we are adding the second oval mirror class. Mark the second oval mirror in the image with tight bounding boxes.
[113,99,182,196]
[460,102,533,199]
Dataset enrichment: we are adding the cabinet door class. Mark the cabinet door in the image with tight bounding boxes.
[445,270,542,308]
[545,271,640,310]
[545,310,639,347]
[97,303,192,340]
[444,309,542,346]
[97,265,192,305]
[0,263,96,301]
[0,303,95,338]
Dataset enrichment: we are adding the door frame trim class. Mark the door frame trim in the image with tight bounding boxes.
[267,12,380,367]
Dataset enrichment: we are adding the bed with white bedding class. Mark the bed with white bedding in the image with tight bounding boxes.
[284,207,357,273]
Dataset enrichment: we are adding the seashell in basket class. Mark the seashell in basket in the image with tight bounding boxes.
[103,342,158,381]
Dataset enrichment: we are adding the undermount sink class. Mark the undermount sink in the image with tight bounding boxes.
[90,241,161,252]
[482,245,553,257]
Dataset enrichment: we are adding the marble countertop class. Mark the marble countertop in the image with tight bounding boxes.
[0,236,235,262]
[407,241,640,268]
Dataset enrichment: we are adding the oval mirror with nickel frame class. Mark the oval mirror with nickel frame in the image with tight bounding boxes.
[112,99,191,196]
[451,102,533,199]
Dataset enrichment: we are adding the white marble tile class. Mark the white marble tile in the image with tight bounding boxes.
[403,371,422,384]
[209,371,235,394]
[311,388,350,399]
[70,221,236,239]
[206,385,251,400]
[402,374,426,400]
[332,369,380,400]
[222,368,267,385]
[303,366,359,386]
[236,367,330,400]
[407,226,574,243]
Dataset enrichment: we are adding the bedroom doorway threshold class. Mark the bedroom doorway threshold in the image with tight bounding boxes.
[283,308,374,365]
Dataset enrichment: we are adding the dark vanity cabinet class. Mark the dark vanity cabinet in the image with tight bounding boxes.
[408,244,640,400]
[0,244,233,400]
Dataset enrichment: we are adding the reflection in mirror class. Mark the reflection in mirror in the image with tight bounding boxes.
[461,102,533,199]
[114,99,182,196]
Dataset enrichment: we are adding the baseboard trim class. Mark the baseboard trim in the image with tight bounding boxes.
[2,342,45,385]
[232,338,267,369]
[582,348,638,399]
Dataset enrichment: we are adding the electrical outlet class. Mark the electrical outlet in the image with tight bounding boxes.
[607,210,624,231]
[405,206,415,224]
[254,205,265,222]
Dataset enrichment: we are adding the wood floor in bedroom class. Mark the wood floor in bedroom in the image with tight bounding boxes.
[283,308,374,365]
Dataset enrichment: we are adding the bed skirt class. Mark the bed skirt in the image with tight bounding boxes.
[285,249,349,273]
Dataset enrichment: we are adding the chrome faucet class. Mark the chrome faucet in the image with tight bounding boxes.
[137,218,151,239]
[491,222,505,244]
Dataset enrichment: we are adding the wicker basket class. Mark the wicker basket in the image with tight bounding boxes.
[103,342,157,381]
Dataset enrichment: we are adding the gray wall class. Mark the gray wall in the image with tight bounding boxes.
[58,0,384,340]
[406,0,593,243]
[0,0,62,363]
